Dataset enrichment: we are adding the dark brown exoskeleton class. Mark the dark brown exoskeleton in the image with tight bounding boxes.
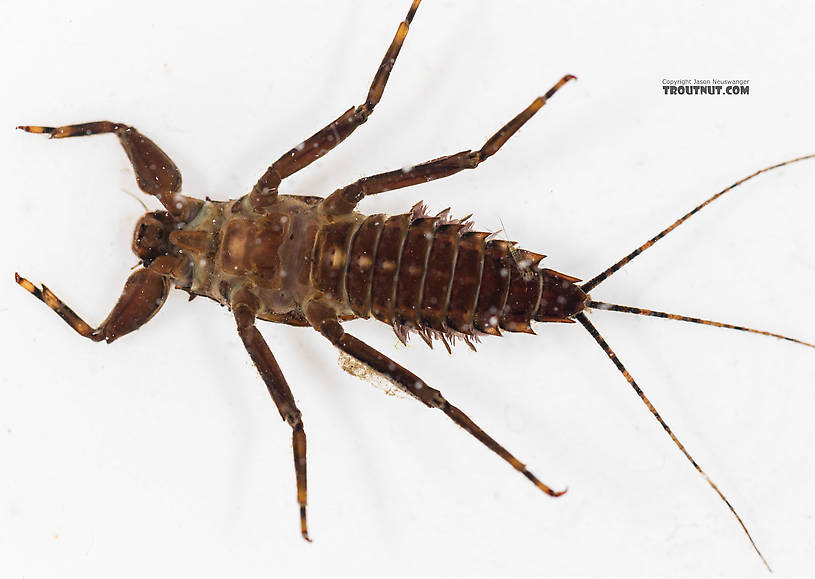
[15,0,814,569]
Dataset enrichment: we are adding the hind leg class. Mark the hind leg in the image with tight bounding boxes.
[321,75,576,215]
[305,298,566,497]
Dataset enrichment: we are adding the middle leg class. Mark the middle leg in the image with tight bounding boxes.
[232,289,311,541]
[250,0,423,208]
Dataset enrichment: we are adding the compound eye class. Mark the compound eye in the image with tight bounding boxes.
[132,212,172,264]
[135,222,148,245]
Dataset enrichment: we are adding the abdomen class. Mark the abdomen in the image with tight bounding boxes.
[312,207,588,342]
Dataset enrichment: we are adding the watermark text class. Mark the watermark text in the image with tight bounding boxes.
[661,78,750,95]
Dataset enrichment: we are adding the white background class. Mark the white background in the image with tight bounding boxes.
[2,1,814,577]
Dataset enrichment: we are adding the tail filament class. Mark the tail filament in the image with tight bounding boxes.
[575,313,772,571]
[582,154,815,293]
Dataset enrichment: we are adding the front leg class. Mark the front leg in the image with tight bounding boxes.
[14,255,184,343]
[18,122,202,222]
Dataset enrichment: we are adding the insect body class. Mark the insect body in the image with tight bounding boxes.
[13,0,813,570]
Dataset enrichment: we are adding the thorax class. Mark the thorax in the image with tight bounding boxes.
[170,194,327,318]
